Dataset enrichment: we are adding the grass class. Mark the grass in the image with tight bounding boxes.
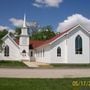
[0,60,28,68]
[0,78,90,90]
[50,64,90,68]
[0,60,90,69]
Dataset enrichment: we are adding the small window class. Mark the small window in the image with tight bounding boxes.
[42,49,44,57]
[22,50,26,56]
[57,47,61,57]
[30,51,33,57]
[4,45,9,57]
[75,35,82,54]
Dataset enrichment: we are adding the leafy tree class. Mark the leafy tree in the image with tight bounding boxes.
[0,29,8,39]
[14,27,21,39]
[14,24,56,40]
[15,27,21,35]
[0,29,8,52]
[0,39,3,52]
[31,25,56,40]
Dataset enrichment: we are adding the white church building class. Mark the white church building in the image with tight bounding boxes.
[0,15,90,64]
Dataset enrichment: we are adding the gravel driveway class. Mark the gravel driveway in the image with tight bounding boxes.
[0,68,90,78]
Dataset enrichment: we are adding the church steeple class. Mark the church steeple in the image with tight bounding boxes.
[23,14,26,27]
[21,14,28,35]
[19,14,29,60]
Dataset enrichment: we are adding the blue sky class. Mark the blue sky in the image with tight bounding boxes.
[0,0,90,32]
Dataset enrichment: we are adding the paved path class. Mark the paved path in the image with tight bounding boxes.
[0,68,90,78]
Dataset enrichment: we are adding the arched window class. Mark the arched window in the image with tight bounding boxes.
[57,47,61,57]
[22,50,26,56]
[4,45,9,56]
[75,35,82,54]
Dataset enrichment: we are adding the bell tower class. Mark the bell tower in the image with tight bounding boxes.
[19,14,29,60]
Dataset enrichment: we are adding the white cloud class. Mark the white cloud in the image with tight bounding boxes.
[57,14,90,32]
[8,29,15,33]
[0,26,9,31]
[10,18,27,27]
[0,25,15,33]
[33,0,63,8]
[33,3,42,8]
[9,18,38,29]
[9,18,31,27]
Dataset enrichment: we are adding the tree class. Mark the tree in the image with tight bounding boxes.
[0,29,8,52]
[14,27,21,35]
[0,39,3,52]
[0,29,8,39]
[29,21,39,36]
[31,25,56,40]
[14,24,56,40]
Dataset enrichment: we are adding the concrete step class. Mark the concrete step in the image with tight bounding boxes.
[22,61,39,68]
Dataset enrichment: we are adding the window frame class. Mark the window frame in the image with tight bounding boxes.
[30,51,33,57]
[4,45,9,57]
[57,47,61,57]
[22,50,26,56]
[75,35,82,54]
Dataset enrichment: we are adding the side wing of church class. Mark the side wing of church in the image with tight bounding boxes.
[0,15,90,64]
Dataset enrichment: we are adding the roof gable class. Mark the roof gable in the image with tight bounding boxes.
[2,33,19,48]
[66,24,89,35]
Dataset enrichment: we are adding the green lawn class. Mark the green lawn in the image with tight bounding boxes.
[0,78,90,90]
[51,64,90,68]
[0,61,28,68]
[0,60,90,69]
